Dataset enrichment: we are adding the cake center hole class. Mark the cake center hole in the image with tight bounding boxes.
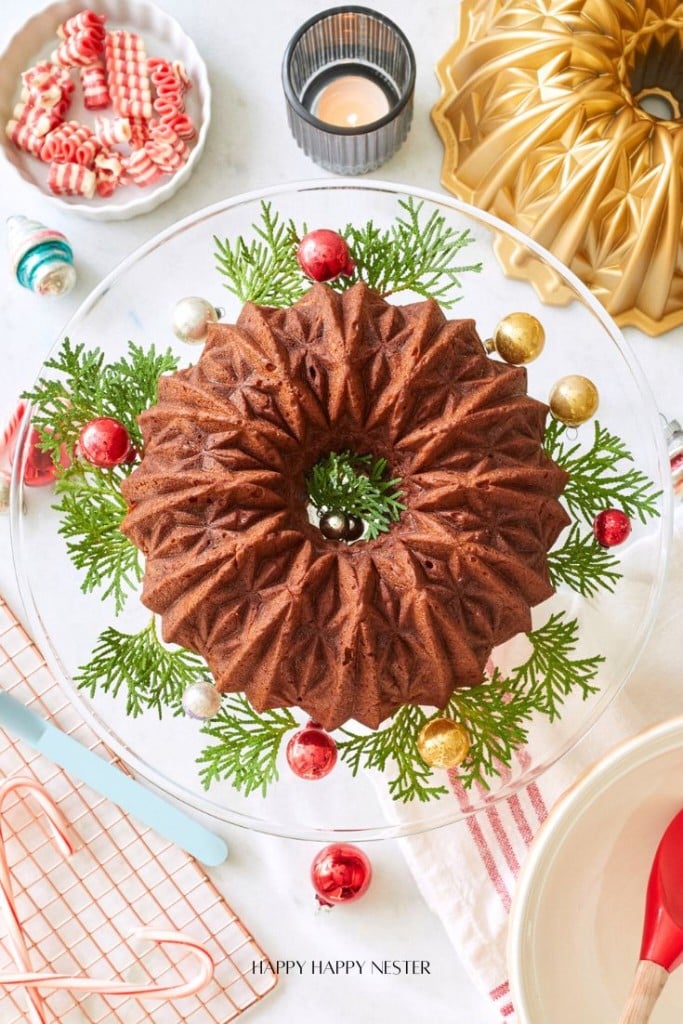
[628,32,683,119]
[636,87,679,120]
[306,449,405,543]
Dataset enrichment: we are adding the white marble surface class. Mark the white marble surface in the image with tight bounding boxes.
[1,3,682,1023]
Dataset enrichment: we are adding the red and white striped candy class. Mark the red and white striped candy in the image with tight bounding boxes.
[41,121,94,162]
[127,116,149,148]
[58,10,106,39]
[94,150,125,195]
[5,120,44,157]
[124,147,162,186]
[105,30,152,120]
[48,161,96,198]
[160,111,195,139]
[53,29,104,68]
[74,136,100,166]
[80,64,110,109]
[172,61,191,91]
[22,61,73,93]
[0,401,27,460]
[94,116,131,146]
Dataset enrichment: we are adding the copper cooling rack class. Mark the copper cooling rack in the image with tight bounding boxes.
[0,593,277,1023]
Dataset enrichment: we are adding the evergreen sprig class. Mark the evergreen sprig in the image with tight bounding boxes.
[23,340,178,457]
[337,610,604,798]
[197,696,297,797]
[508,611,603,721]
[55,465,140,614]
[547,522,621,598]
[340,197,482,306]
[338,705,449,804]
[214,201,304,307]
[75,619,206,718]
[544,418,661,525]
[308,451,405,539]
[214,197,481,308]
[23,340,180,614]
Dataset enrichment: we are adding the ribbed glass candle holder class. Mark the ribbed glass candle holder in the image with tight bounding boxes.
[282,6,416,174]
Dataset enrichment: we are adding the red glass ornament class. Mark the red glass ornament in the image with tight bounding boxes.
[593,508,632,547]
[12,427,69,487]
[286,722,338,780]
[311,843,372,906]
[296,230,355,282]
[78,417,131,468]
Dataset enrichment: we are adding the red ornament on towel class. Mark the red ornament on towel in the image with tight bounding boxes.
[286,722,338,780]
[296,229,355,282]
[593,508,631,547]
[311,843,372,906]
[78,416,131,468]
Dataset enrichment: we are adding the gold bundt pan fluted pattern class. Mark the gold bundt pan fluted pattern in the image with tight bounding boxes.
[122,284,569,731]
[433,0,683,336]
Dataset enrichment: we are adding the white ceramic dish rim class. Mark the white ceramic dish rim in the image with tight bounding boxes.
[9,177,674,840]
[507,714,683,1022]
[0,0,211,220]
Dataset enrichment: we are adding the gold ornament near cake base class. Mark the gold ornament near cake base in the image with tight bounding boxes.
[432,0,683,336]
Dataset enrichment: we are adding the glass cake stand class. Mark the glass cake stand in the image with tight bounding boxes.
[10,181,672,841]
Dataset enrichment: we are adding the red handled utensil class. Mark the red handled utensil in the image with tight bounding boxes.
[619,808,683,1023]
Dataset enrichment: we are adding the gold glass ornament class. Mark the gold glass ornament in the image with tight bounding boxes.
[417,718,470,770]
[487,312,545,364]
[549,375,599,427]
[432,0,683,336]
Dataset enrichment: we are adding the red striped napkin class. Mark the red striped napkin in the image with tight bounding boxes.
[386,508,683,1022]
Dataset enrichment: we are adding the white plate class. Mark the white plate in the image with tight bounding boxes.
[0,0,211,220]
[509,716,683,1023]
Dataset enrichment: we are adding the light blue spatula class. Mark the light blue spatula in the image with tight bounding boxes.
[0,690,228,867]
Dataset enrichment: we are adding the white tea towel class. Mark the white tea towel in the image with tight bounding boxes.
[384,507,682,1021]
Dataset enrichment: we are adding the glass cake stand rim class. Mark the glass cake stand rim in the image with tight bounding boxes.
[9,178,673,841]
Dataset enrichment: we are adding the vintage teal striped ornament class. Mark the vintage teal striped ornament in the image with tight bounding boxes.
[7,215,76,296]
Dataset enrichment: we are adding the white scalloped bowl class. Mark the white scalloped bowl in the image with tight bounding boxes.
[0,0,211,220]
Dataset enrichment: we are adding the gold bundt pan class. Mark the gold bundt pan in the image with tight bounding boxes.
[432,0,683,336]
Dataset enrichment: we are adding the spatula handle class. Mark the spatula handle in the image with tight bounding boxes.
[618,961,668,1024]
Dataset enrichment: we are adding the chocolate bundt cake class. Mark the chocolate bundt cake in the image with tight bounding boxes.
[121,283,570,730]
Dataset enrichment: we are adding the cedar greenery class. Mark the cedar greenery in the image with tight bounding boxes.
[23,340,178,458]
[544,418,661,525]
[307,451,405,540]
[197,697,297,797]
[75,619,205,719]
[214,202,303,307]
[23,341,180,614]
[56,465,141,614]
[339,197,482,305]
[547,522,621,598]
[214,197,482,307]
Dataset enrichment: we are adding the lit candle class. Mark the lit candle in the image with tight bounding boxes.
[314,74,391,128]
[282,7,416,174]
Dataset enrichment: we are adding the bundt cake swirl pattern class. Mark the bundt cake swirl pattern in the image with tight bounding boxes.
[433,0,683,335]
[121,283,569,730]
